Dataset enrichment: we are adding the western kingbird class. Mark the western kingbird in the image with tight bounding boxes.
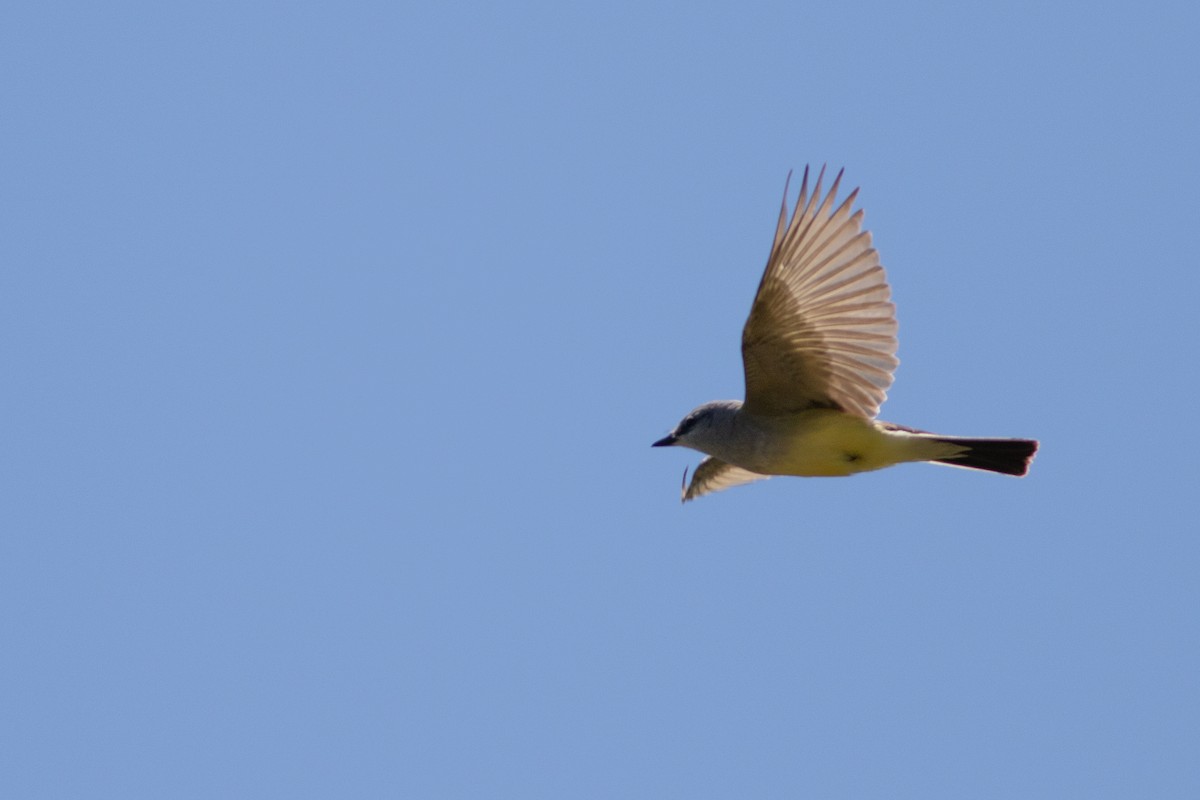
[654,166,1038,502]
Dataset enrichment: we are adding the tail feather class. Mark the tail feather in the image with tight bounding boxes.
[931,437,1039,476]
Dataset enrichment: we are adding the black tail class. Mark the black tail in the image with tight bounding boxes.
[931,437,1039,476]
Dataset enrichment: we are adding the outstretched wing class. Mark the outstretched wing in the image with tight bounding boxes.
[741,166,898,419]
[682,457,769,503]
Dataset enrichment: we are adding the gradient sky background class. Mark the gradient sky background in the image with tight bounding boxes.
[4,2,1199,798]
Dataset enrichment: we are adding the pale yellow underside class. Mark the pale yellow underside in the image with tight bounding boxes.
[748,409,964,477]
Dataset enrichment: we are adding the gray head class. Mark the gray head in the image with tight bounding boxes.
[652,400,742,453]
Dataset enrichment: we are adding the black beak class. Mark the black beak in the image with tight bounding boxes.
[652,434,677,447]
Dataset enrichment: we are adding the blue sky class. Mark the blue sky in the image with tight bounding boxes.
[4,1,1199,797]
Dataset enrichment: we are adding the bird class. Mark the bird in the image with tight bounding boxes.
[653,166,1038,502]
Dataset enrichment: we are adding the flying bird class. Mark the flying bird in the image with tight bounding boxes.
[654,166,1038,502]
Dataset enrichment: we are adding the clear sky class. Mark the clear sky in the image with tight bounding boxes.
[4,1,1199,797]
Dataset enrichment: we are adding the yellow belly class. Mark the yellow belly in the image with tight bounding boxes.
[755,409,907,477]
